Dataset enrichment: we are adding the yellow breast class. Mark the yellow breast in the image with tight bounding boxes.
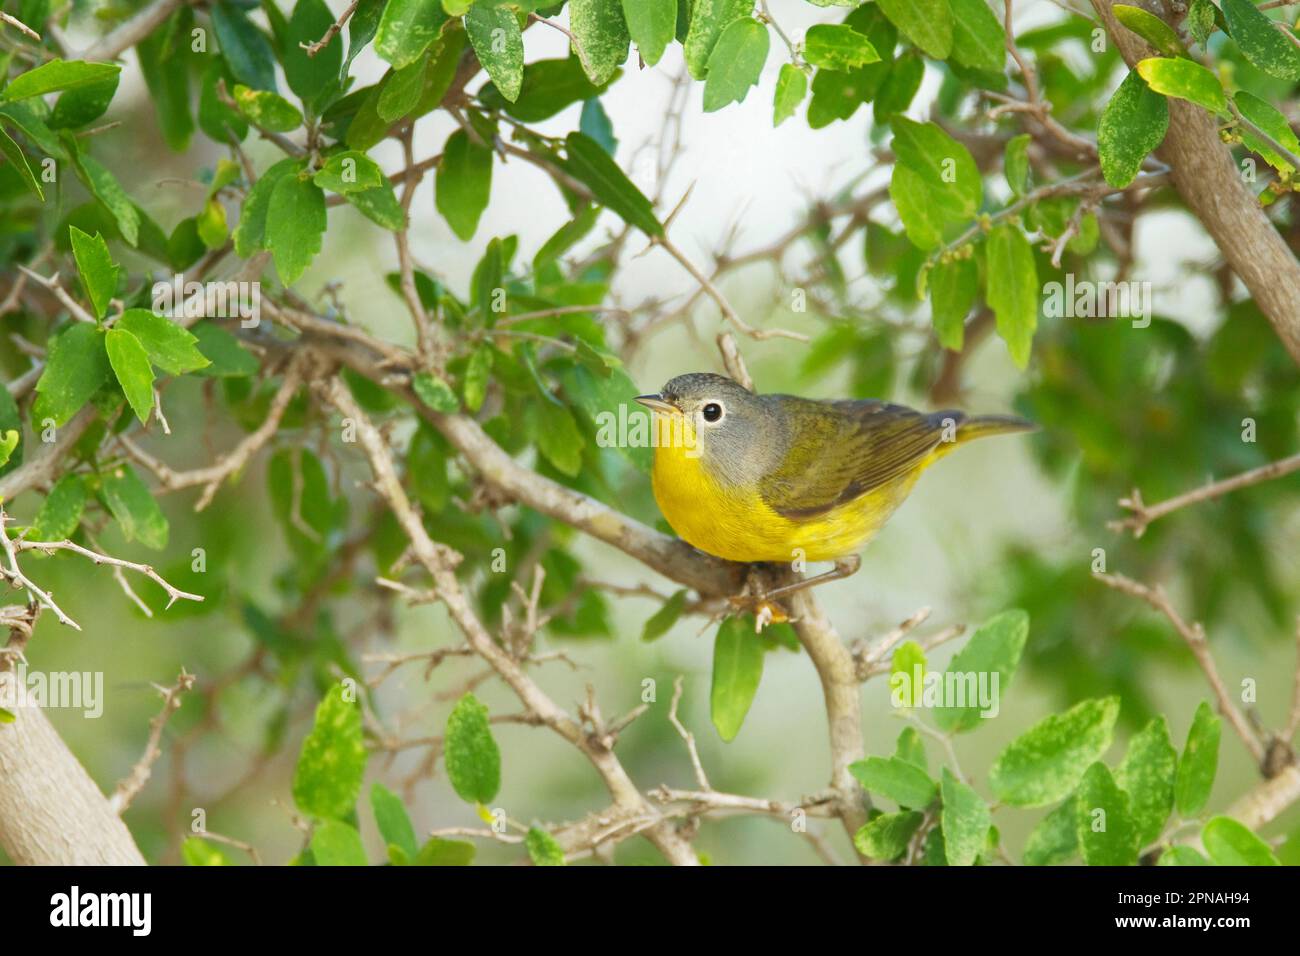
[650,438,904,564]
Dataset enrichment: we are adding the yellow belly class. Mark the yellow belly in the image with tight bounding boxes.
[651,442,920,563]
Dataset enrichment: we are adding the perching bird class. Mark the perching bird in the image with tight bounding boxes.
[636,372,1033,599]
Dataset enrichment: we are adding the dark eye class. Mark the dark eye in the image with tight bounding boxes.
[702,402,723,423]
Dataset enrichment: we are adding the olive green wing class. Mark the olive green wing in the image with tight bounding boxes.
[757,399,945,519]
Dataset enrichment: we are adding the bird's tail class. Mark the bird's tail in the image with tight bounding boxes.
[927,411,1038,447]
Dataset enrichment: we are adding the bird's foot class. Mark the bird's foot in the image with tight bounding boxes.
[726,565,792,632]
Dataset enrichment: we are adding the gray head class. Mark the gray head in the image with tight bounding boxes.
[634,373,784,488]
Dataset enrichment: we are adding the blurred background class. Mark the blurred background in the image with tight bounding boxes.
[5,0,1300,865]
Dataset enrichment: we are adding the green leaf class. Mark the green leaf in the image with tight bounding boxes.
[875,0,952,60]
[1222,0,1300,81]
[33,323,111,427]
[873,52,924,121]
[1113,5,1185,56]
[1159,845,1210,865]
[50,72,119,130]
[890,117,981,220]
[68,149,139,246]
[890,165,947,250]
[480,56,616,121]
[930,257,972,351]
[849,755,937,808]
[1098,69,1169,188]
[233,85,303,132]
[1174,700,1220,817]
[525,826,567,866]
[293,683,368,819]
[773,63,807,126]
[1135,56,1225,114]
[370,782,419,859]
[375,0,446,69]
[0,125,42,200]
[1023,796,1078,865]
[198,59,249,143]
[233,157,298,257]
[940,768,990,866]
[347,179,406,230]
[889,639,926,707]
[622,0,676,66]
[1235,90,1300,173]
[580,97,618,153]
[314,150,385,194]
[1115,716,1177,846]
[0,60,121,103]
[465,4,524,102]
[1004,133,1031,196]
[181,837,233,865]
[894,727,926,770]
[1201,816,1279,865]
[462,345,492,411]
[445,692,501,804]
[192,322,259,377]
[0,430,17,469]
[1076,762,1139,866]
[31,474,88,541]
[266,170,327,284]
[435,129,493,240]
[949,0,1004,72]
[68,226,116,320]
[570,0,632,85]
[853,810,923,860]
[702,18,768,112]
[563,131,663,237]
[105,328,155,424]
[533,396,584,475]
[642,589,688,642]
[137,12,192,151]
[99,464,169,550]
[989,696,1120,807]
[117,308,211,375]
[376,57,427,123]
[710,615,765,741]
[285,0,343,108]
[413,836,475,865]
[310,820,368,866]
[413,372,460,412]
[984,224,1037,369]
[1187,0,1215,48]
[211,1,278,91]
[683,0,753,79]
[933,608,1029,733]
[196,198,228,249]
[803,23,880,71]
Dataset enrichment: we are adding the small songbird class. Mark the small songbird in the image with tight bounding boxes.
[636,372,1033,599]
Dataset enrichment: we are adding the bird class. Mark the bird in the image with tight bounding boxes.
[635,372,1034,604]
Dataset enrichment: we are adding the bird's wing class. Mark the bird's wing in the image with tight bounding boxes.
[757,399,946,519]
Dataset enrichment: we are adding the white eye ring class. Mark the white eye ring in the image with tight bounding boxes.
[701,401,725,424]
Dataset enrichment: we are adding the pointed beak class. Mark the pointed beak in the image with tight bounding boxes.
[635,394,678,415]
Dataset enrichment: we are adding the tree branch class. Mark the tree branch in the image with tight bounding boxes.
[1093,0,1300,366]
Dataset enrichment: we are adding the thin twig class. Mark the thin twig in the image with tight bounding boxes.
[1094,572,1265,764]
[1109,451,1300,537]
[301,0,359,57]
[109,669,196,814]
